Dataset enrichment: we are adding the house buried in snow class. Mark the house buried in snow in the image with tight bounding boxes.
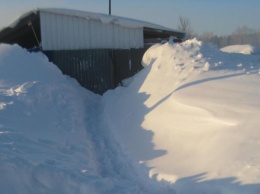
[0,8,185,94]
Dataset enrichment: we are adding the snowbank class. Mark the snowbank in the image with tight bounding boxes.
[221,44,260,55]
[1,44,161,194]
[0,44,103,193]
[1,40,260,194]
[102,39,260,193]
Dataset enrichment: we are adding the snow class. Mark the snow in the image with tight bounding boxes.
[1,40,260,194]
[221,44,260,55]
[0,44,101,193]
[102,39,260,193]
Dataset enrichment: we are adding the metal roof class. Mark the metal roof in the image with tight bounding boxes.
[0,8,185,49]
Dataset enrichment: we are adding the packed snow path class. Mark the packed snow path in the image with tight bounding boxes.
[84,102,173,194]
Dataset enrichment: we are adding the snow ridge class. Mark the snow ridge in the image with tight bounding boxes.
[102,39,260,193]
[0,43,173,194]
[1,40,260,194]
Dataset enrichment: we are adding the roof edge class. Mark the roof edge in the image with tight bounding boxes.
[38,8,184,33]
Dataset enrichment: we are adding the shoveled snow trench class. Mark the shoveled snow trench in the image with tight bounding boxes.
[84,100,173,194]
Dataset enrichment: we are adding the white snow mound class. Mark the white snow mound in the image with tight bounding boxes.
[102,39,260,194]
[221,44,260,55]
[1,40,260,194]
[0,44,105,193]
[0,44,172,194]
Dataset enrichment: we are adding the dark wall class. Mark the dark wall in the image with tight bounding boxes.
[44,48,146,94]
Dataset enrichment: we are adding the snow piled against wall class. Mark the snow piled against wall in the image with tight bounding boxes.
[0,44,161,194]
[0,44,103,193]
[102,39,260,194]
[1,39,260,194]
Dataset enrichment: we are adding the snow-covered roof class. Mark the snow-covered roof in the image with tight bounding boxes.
[41,8,181,32]
[0,8,185,50]
[4,8,184,34]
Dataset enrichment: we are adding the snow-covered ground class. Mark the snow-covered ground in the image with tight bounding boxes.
[0,39,260,194]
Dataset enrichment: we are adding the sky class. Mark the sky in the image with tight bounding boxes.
[0,0,259,36]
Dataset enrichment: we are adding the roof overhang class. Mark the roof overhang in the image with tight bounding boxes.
[144,27,184,39]
[0,10,41,49]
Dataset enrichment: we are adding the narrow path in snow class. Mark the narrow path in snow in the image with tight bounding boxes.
[84,99,174,194]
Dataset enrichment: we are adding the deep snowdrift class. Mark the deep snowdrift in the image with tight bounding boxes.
[0,44,163,194]
[0,40,260,194]
[0,44,103,193]
[102,39,260,193]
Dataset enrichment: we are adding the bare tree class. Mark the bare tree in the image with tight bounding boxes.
[231,26,255,45]
[199,32,215,42]
[178,16,194,39]
[197,26,260,48]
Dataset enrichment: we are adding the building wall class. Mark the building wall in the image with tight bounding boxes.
[44,48,146,94]
[40,11,144,50]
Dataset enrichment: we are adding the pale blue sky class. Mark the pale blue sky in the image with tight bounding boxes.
[0,0,259,35]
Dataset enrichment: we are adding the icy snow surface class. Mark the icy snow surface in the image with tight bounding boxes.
[1,39,260,194]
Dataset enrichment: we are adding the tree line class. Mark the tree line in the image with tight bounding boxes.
[178,17,260,48]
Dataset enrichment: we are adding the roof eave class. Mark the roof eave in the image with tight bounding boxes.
[144,27,185,39]
[0,11,40,47]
